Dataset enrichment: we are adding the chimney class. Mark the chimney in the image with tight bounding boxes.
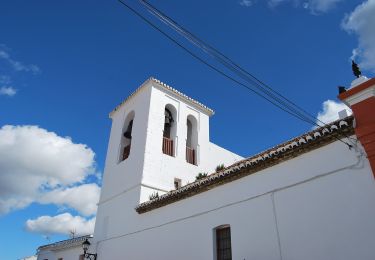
[338,76,375,176]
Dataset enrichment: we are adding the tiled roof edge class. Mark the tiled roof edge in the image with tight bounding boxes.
[135,116,355,214]
[109,77,214,117]
[37,235,92,251]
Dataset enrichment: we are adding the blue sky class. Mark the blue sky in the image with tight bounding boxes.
[0,0,374,258]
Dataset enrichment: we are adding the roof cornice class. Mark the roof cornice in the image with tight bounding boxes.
[135,116,355,214]
[37,235,92,252]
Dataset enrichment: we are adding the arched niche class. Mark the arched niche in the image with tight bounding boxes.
[186,114,198,165]
[162,104,177,156]
[119,111,135,162]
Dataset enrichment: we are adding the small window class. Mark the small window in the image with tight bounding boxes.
[215,225,232,260]
[174,178,181,189]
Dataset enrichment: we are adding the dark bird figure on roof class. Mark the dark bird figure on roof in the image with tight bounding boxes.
[352,60,362,78]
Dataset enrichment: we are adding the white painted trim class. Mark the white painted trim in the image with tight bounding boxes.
[344,85,375,106]
[350,76,369,89]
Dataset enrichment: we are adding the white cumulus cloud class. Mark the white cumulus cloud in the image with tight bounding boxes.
[0,86,17,96]
[39,184,100,216]
[342,0,375,72]
[0,125,100,215]
[316,99,352,126]
[267,0,343,13]
[26,213,95,236]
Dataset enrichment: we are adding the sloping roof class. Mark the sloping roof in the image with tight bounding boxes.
[109,77,214,117]
[37,235,92,252]
[136,116,355,214]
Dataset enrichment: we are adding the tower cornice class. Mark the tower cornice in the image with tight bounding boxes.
[109,77,214,118]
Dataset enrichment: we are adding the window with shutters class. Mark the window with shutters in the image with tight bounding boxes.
[215,225,232,260]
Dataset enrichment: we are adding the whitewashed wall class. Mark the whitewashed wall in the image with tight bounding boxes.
[55,246,82,260]
[94,138,375,260]
[37,244,83,260]
[36,249,54,260]
[98,85,153,203]
[140,84,243,199]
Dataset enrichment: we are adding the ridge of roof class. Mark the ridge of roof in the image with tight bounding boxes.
[135,116,355,214]
[109,77,214,117]
[37,235,92,251]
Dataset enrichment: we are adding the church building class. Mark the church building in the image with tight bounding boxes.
[37,75,375,260]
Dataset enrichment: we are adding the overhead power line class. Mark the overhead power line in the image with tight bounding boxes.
[116,0,313,124]
[138,0,333,128]
[116,0,354,149]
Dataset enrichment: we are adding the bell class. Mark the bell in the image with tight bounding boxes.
[124,120,133,139]
[164,109,173,126]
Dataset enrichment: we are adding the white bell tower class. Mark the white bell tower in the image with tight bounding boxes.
[93,77,242,244]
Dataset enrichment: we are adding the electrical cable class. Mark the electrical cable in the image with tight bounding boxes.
[117,0,354,148]
[139,0,359,147]
[116,0,314,124]
[139,0,353,133]
[139,0,321,126]
[140,0,358,148]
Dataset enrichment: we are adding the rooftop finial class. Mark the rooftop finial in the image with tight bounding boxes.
[352,60,361,78]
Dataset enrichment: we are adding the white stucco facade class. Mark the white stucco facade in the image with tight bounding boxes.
[37,235,92,260]
[93,136,375,260]
[37,77,375,260]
